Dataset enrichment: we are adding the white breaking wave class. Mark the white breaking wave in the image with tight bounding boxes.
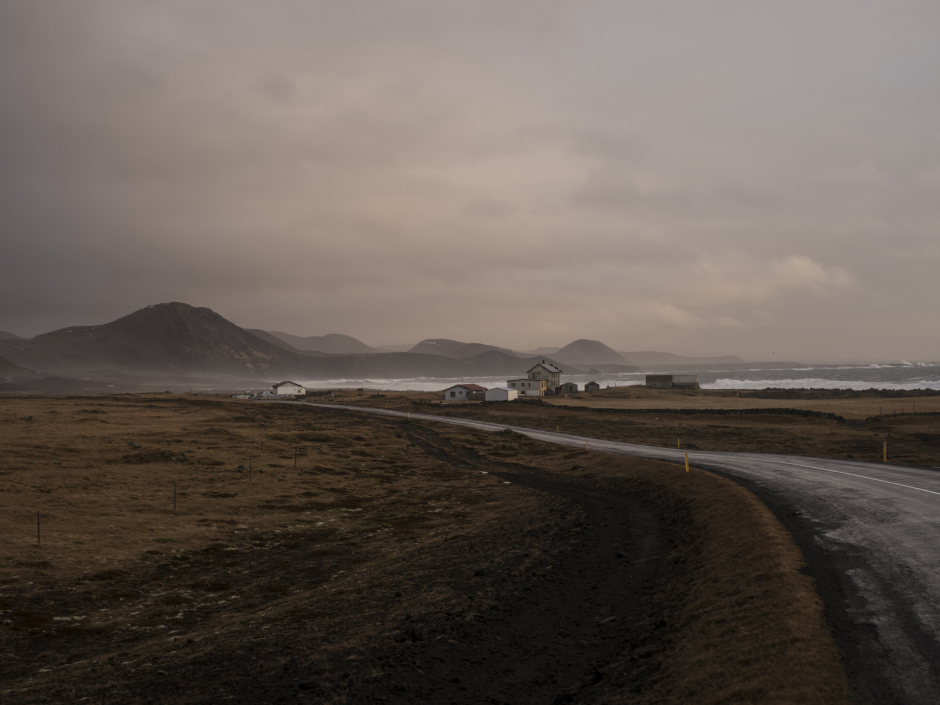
[705,378,940,391]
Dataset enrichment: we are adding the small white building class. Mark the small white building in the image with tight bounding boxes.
[442,384,486,401]
[507,378,548,397]
[484,387,518,402]
[272,381,306,396]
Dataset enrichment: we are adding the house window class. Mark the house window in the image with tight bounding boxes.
[450,391,456,398]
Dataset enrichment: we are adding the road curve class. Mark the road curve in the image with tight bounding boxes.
[278,400,940,704]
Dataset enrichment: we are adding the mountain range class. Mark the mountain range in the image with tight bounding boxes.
[0,303,745,383]
[0,303,573,381]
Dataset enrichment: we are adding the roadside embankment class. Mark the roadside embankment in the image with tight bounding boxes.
[429,423,851,704]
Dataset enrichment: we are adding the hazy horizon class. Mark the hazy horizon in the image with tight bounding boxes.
[2,2,938,360]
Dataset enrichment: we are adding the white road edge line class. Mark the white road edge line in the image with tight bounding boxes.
[762,459,940,497]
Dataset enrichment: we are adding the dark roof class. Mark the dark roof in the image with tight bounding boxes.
[528,361,562,374]
[443,383,486,391]
[272,380,302,387]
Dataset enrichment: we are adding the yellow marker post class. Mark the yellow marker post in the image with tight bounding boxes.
[586,441,589,450]
[684,452,689,472]
[677,438,680,449]
[883,442,887,462]
[556,426,559,433]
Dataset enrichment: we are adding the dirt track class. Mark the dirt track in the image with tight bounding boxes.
[348,424,669,704]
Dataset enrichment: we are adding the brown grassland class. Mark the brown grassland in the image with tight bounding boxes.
[338,386,940,467]
[0,394,850,703]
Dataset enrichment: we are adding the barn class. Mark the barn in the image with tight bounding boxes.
[558,382,579,394]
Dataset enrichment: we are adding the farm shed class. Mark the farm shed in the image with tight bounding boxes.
[272,381,306,396]
[442,384,486,401]
[584,381,601,393]
[645,374,700,389]
[484,387,518,402]
[558,382,579,394]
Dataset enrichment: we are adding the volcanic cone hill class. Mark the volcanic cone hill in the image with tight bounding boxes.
[11,303,314,377]
[553,339,637,367]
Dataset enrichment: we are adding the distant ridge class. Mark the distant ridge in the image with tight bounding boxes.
[523,346,560,356]
[245,329,306,353]
[0,355,31,377]
[269,331,379,355]
[409,339,519,359]
[620,351,744,367]
[0,331,24,340]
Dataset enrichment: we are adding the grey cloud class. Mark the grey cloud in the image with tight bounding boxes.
[1,1,939,360]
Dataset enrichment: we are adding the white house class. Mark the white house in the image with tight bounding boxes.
[442,384,486,401]
[527,360,562,392]
[506,378,548,397]
[272,381,306,396]
[484,387,518,402]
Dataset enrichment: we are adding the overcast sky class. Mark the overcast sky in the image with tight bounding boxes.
[1,1,938,360]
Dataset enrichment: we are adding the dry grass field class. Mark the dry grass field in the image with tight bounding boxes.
[338,387,940,467]
[544,385,940,420]
[1,394,849,703]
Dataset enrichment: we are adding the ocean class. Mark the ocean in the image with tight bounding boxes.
[298,362,940,393]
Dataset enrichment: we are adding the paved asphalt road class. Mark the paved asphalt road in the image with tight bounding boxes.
[284,401,940,704]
